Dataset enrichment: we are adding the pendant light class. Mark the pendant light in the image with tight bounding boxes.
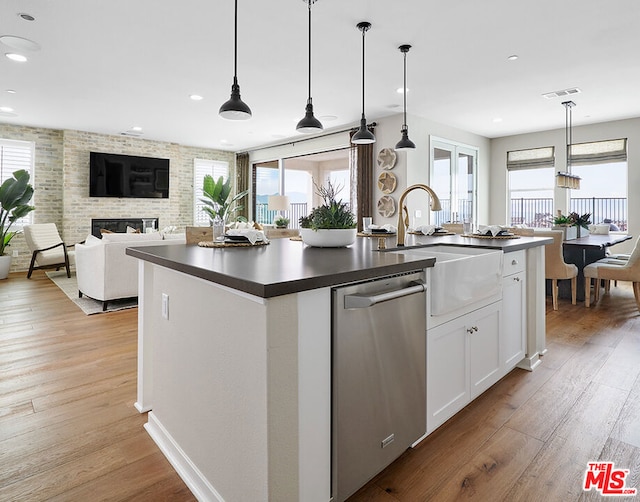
[395,44,416,150]
[219,0,252,120]
[296,0,323,133]
[556,100,581,189]
[351,22,376,144]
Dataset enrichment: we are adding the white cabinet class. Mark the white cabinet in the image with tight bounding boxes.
[426,302,501,433]
[502,271,526,370]
[501,250,526,371]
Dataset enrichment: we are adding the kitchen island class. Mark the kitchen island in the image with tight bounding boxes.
[126,234,550,502]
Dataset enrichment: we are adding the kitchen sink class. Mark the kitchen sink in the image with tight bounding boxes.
[389,245,503,317]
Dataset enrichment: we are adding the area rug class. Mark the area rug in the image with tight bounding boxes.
[46,271,138,315]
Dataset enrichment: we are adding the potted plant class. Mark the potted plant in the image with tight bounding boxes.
[299,180,357,247]
[274,215,290,229]
[0,170,35,279]
[200,174,249,228]
[569,212,591,238]
[551,211,577,240]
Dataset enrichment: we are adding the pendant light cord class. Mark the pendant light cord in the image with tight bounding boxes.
[402,50,407,127]
[361,26,366,117]
[307,1,312,100]
[233,0,238,80]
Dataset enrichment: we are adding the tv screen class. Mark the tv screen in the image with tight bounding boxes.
[89,152,170,198]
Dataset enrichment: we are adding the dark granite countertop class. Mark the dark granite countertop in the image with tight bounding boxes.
[126,234,550,298]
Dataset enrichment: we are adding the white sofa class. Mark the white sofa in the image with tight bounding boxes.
[75,232,185,310]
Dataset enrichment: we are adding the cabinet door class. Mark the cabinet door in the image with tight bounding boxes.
[468,304,502,400]
[502,273,526,370]
[427,318,469,433]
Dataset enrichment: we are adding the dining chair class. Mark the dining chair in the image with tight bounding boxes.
[584,237,640,311]
[534,229,578,310]
[23,223,75,278]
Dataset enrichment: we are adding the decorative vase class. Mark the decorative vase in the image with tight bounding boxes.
[0,255,12,280]
[299,228,357,248]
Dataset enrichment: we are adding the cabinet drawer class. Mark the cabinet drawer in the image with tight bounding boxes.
[503,250,525,276]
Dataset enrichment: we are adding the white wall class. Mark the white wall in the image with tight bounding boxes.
[373,113,491,227]
[489,117,640,253]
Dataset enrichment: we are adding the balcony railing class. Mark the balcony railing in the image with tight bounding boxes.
[510,197,628,231]
[255,202,308,229]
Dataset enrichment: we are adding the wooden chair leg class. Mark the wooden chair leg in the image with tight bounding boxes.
[604,280,611,293]
[552,279,558,310]
[594,278,601,303]
[27,251,38,279]
[571,276,577,305]
[585,277,591,307]
[633,282,640,313]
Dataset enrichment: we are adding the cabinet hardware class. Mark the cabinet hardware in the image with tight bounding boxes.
[511,259,518,265]
[466,326,478,334]
[513,277,521,282]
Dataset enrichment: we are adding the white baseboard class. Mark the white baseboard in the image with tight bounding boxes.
[134,401,151,413]
[517,352,541,372]
[145,412,224,502]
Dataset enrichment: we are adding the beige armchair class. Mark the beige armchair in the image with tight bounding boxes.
[534,229,578,310]
[584,237,640,311]
[24,223,75,279]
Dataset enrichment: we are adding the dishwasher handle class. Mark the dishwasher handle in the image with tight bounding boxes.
[344,281,426,309]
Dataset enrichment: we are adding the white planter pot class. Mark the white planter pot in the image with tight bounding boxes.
[299,228,357,248]
[0,255,12,280]
[552,225,577,241]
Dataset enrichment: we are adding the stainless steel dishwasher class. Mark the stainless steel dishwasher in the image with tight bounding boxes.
[332,271,426,502]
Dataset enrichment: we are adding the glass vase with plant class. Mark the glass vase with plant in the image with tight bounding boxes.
[274,216,289,228]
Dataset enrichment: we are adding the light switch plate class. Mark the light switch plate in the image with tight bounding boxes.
[161,293,169,320]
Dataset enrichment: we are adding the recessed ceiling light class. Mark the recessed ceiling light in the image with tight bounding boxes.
[492,117,503,123]
[0,36,41,52]
[189,94,204,101]
[4,89,17,94]
[18,13,36,21]
[0,106,14,113]
[5,53,28,62]
[507,55,518,61]
[396,87,409,94]
[131,126,142,132]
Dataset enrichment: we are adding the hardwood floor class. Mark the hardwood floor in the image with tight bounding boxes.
[1,271,639,501]
[0,271,195,501]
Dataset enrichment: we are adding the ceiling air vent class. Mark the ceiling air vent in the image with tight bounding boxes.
[542,87,581,99]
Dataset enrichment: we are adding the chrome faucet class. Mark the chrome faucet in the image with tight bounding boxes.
[396,184,442,246]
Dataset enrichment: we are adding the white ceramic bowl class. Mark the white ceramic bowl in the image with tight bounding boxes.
[299,228,357,247]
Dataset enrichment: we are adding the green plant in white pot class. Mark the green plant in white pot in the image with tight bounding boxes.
[0,170,35,279]
[299,180,357,247]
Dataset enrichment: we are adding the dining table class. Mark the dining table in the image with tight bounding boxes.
[559,233,633,301]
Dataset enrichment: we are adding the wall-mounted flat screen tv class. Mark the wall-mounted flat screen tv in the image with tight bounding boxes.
[89,152,170,198]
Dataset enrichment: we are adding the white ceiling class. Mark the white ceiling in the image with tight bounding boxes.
[1,0,639,152]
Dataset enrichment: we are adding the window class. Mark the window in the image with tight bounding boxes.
[430,138,477,226]
[507,146,555,227]
[0,139,35,227]
[253,161,279,226]
[569,139,627,231]
[193,158,229,225]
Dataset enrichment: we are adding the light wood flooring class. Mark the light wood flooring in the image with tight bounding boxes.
[1,271,639,501]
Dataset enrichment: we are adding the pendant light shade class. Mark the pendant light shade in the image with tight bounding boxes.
[296,0,323,133]
[352,22,376,145]
[219,0,252,120]
[395,44,416,150]
[556,100,581,189]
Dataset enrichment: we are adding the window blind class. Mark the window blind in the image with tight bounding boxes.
[570,138,627,166]
[193,158,229,226]
[0,139,35,226]
[506,146,555,170]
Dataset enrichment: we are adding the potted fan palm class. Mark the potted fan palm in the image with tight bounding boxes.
[200,175,249,226]
[299,179,357,247]
[0,170,35,279]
